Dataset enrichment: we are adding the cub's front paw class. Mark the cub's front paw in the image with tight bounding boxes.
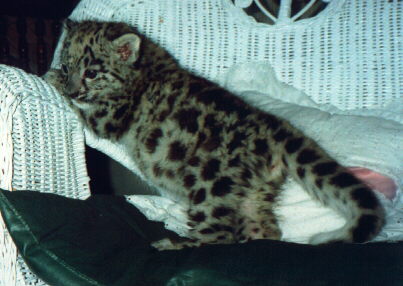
[152,237,203,250]
[151,238,179,251]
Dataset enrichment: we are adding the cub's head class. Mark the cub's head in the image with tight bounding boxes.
[58,20,141,104]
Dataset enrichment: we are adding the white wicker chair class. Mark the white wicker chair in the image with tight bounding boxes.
[1,0,402,285]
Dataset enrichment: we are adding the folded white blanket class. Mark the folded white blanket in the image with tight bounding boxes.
[87,62,403,243]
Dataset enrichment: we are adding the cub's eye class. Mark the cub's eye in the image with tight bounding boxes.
[84,69,97,79]
[61,64,68,74]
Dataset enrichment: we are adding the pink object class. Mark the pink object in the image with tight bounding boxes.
[347,167,397,200]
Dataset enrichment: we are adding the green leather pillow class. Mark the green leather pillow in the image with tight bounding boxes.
[0,189,402,286]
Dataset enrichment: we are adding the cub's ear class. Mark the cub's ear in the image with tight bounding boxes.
[63,18,76,31]
[112,33,141,64]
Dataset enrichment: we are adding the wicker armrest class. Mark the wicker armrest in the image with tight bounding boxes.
[0,64,90,286]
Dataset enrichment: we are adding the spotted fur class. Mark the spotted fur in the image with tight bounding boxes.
[44,20,385,250]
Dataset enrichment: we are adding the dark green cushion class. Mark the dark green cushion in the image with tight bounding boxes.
[0,189,402,286]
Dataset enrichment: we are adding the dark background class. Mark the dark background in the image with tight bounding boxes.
[0,0,80,75]
[0,0,80,18]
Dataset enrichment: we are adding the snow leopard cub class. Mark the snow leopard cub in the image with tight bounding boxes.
[44,20,384,250]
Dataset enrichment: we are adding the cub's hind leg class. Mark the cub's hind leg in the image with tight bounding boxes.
[151,171,284,250]
[152,184,244,250]
[235,213,281,243]
[235,182,283,243]
[152,209,236,250]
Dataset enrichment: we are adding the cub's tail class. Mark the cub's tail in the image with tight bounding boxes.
[281,135,384,244]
